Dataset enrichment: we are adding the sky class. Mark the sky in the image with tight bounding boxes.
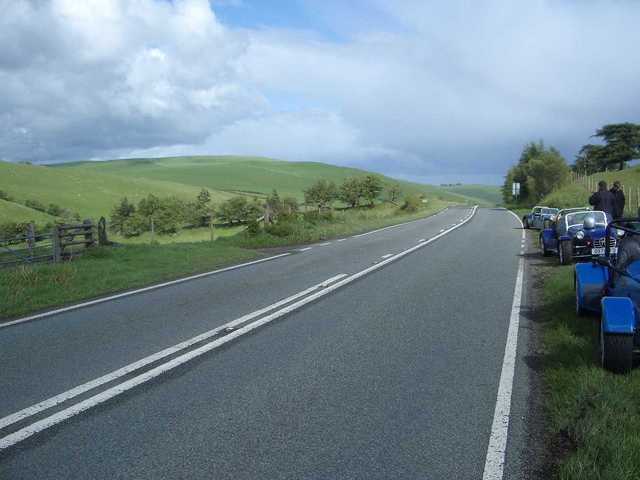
[1,0,639,185]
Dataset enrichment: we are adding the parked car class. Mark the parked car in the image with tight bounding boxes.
[575,219,640,373]
[523,206,559,229]
[540,210,618,264]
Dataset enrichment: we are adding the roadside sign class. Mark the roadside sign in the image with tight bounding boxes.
[512,182,520,198]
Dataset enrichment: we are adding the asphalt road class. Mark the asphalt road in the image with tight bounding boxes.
[0,207,531,479]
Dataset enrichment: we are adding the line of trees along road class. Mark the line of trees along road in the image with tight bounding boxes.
[108,175,409,239]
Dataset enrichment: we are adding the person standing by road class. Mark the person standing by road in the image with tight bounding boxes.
[589,180,616,221]
[610,180,626,219]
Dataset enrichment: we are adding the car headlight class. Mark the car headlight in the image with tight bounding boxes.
[615,228,625,238]
[576,231,585,240]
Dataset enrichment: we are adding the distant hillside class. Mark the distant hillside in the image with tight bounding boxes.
[543,165,640,211]
[439,184,501,206]
[0,198,58,225]
[0,161,235,220]
[55,156,467,203]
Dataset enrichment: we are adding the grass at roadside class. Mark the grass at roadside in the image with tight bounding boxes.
[0,242,259,320]
[542,266,640,479]
[219,200,453,249]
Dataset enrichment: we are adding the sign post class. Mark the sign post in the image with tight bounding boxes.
[512,182,521,201]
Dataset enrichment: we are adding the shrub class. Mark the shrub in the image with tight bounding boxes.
[25,199,46,212]
[46,203,65,217]
[265,221,297,238]
[0,190,13,201]
[400,195,422,213]
[246,219,261,236]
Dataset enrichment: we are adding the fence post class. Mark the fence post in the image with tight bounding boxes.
[83,219,95,248]
[52,225,62,263]
[98,217,109,245]
[26,223,35,260]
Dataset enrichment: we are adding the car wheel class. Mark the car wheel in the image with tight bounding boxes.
[601,327,633,374]
[523,218,529,229]
[559,240,573,265]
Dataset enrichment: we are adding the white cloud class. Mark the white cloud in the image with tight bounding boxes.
[1,0,639,183]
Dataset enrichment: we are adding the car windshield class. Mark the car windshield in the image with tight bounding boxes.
[566,212,606,227]
[541,208,558,215]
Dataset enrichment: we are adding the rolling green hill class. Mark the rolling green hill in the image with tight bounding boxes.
[0,199,58,225]
[439,184,501,206]
[1,156,472,226]
[0,161,235,220]
[55,156,466,203]
[543,165,640,212]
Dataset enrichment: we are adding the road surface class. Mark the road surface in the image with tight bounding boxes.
[0,207,535,479]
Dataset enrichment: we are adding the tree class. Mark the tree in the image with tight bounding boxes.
[361,175,383,206]
[338,178,363,208]
[218,197,261,224]
[574,144,607,175]
[594,123,640,171]
[304,180,337,212]
[526,150,570,199]
[386,184,402,204]
[264,190,282,224]
[502,141,570,204]
[282,197,299,216]
[191,188,213,227]
[109,197,136,236]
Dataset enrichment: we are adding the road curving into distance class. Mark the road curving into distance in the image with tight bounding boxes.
[0,207,531,479]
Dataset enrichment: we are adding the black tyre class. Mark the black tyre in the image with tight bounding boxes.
[559,240,573,265]
[601,331,633,374]
[540,234,551,257]
[523,217,529,229]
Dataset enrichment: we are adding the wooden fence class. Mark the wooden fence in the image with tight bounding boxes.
[0,218,108,268]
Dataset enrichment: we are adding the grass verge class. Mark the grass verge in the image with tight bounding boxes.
[0,242,259,320]
[542,266,640,479]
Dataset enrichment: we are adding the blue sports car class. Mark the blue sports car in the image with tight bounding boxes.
[523,206,559,230]
[575,219,640,373]
[540,210,618,265]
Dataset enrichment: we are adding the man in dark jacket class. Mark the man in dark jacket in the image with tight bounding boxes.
[589,180,616,220]
[610,180,626,219]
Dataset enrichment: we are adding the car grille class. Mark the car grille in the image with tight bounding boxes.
[593,237,617,249]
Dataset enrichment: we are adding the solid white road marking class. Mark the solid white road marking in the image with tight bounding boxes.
[381,254,394,259]
[337,239,347,242]
[0,207,478,450]
[0,253,292,330]
[0,274,347,432]
[418,239,427,243]
[297,247,313,252]
[482,210,525,480]
[318,242,332,246]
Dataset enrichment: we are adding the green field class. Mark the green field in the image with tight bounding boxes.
[54,156,467,204]
[0,161,235,221]
[439,184,501,206]
[1,156,471,228]
[543,165,640,212]
[0,198,58,225]
[541,265,640,479]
